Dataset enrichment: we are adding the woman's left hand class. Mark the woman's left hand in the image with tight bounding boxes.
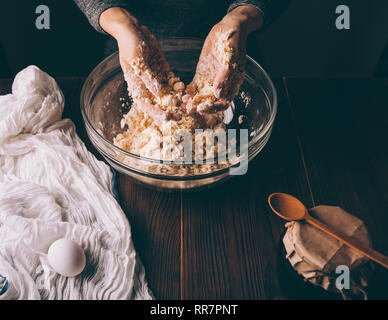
[184,6,263,113]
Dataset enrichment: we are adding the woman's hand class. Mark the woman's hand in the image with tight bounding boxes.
[100,7,170,97]
[184,6,263,113]
[100,7,185,121]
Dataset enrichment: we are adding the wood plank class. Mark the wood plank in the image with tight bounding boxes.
[181,79,314,299]
[117,177,181,299]
[285,78,388,299]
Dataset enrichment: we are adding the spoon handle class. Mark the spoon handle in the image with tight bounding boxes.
[305,215,388,269]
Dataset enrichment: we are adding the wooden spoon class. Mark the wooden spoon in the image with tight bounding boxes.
[268,192,388,269]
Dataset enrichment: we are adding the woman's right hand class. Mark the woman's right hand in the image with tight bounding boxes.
[100,7,170,97]
[100,7,186,121]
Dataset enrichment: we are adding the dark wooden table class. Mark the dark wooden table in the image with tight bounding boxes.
[1,77,388,300]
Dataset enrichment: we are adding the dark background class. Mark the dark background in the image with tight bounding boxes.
[1,0,388,79]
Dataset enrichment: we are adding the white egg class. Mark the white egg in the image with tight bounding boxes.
[48,239,86,277]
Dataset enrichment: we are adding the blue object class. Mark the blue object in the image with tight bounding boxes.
[0,275,8,296]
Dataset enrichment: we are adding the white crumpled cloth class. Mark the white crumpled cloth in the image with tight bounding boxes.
[0,66,153,300]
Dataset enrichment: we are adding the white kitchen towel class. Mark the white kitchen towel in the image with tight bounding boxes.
[0,65,153,300]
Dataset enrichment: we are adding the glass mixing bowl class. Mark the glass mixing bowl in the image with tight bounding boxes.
[80,38,277,191]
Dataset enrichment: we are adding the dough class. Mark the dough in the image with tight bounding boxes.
[114,31,242,163]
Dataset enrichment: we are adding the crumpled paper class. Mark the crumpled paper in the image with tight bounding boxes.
[283,205,373,299]
[0,66,153,300]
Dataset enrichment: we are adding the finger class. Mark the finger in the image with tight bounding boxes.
[185,83,197,96]
[126,74,164,118]
[220,66,245,101]
[182,94,191,103]
[133,58,163,96]
[195,53,217,82]
[227,68,245,100]
[213,66,230,99]
[173,81,185,91]
[197,98,229,114]
[124,71,151,101]
[119,59,130,75]
[139,101,167,122]
[190,38,216,85]
[179,102,187,113]
[125,69,171,123]
[184,99,197,114]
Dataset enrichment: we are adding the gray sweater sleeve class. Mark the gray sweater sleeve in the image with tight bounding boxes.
[74,0,130,33]
[74,0,291,34]
[228,0,291,28]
